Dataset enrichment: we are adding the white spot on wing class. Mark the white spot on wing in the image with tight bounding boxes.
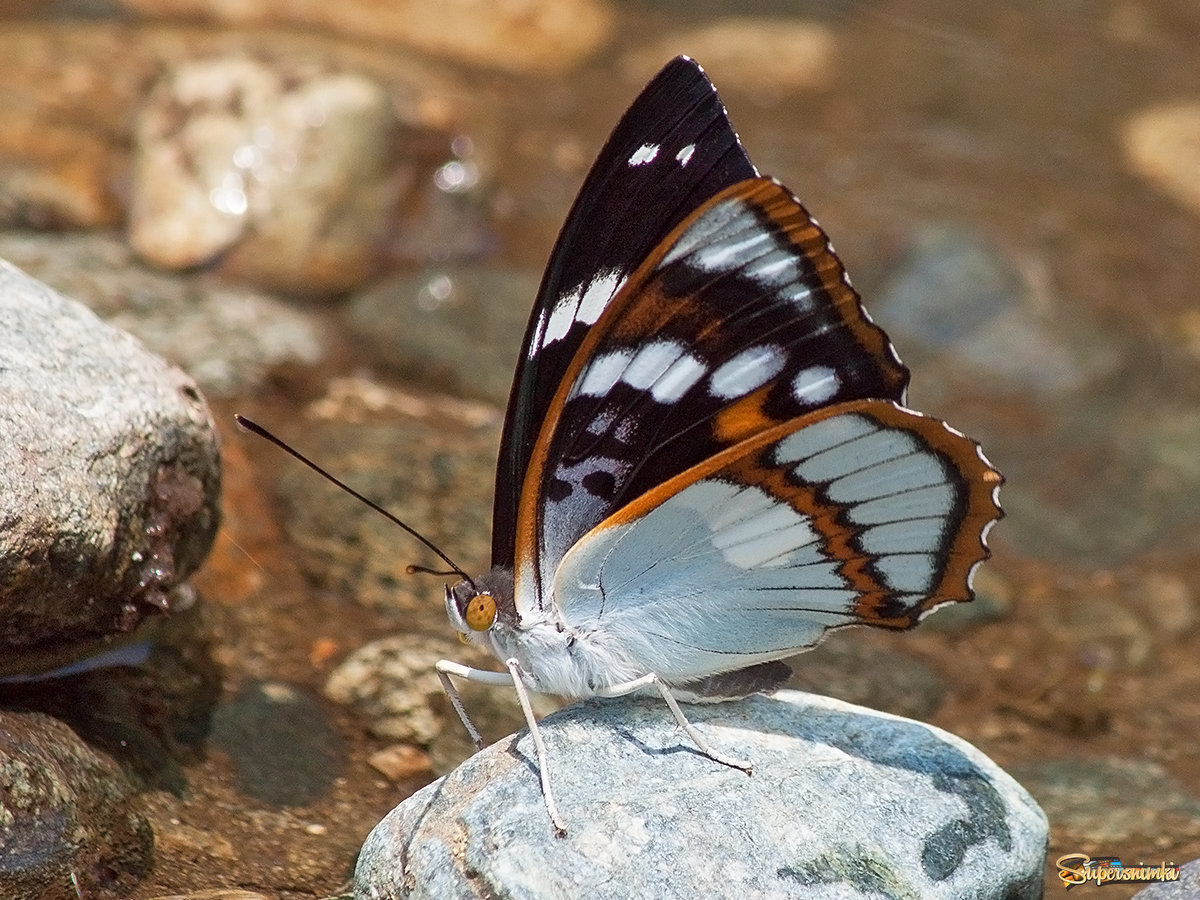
[772,414,878,465]
[577,269,623,326]
[744,252,798,287]
[848,481,956,525]
[858,518,944,555]
[872,554,936,593]
[709,345,785,398]
[543,291,580,346]
[676,143,696,166]
[693,230,772,271]
[577,349,632,397]
[782,284,815,310]
[653,353,707,402]
[628,143,660,166]
[792,365,839,405]
[623,341,684,390]
[541,269,624,348]
[573,340,705,403]
[798,429,922,486]
[661,199,752,267]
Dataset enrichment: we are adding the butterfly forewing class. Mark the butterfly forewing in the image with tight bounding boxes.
[493,57,757,569]
[516,178,910,606]
[550,400,1002,684]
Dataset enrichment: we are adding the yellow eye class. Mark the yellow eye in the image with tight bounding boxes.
[464,593,496,631]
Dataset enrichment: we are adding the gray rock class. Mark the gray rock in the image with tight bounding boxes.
[355,690,1048,899]
[871,224,1119,400]
[0,710,153,899]
[1133,858,1200,897]
[0,231,325,397]
[0,260,220,669]
[1010,757,1200,846]
[344,267,538,404]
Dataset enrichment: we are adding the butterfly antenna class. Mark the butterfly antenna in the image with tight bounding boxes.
[234,414,471,583]
[406,564,462,577]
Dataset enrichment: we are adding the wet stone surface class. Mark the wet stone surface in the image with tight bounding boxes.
[0,260,220,661]
[209,681,347,808]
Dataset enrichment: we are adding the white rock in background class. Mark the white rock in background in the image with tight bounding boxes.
[117,0,615,73]
[356,690,1048,899]
[0,259,220,671]
[1121,103,1200,216]
[624,19,836,94]
[324,636,453,745]
[130,56,409,294]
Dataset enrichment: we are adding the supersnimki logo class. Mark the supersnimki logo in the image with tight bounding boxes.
[1056,854,1180,889]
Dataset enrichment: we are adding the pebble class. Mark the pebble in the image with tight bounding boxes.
[130,56,410,294]
[368,743,435,782]
[324,636,456,745]
[209,681,347,807]
[624,18,836,95]
[871,224,1119,400]
[1121,103,1200,216]
[0,711,153,897]
[324,634,550,772]
[344,267,540,404]
[118,0,616,73]
[1138,573,1196,638]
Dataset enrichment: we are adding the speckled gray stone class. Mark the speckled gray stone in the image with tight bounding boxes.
[355,690,1048,899]
[0,259,220,671]
[0,710,153,898]
[1132,858,1199,897]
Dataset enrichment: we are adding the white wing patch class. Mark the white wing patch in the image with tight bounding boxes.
[660,195,794,278]
[628,143,660,166]
[537,268,626,354]
[708,345,785,398]
[574,340,707,403]
[791,365,839,404]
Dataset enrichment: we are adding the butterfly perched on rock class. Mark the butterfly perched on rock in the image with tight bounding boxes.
[430,55,1002,834]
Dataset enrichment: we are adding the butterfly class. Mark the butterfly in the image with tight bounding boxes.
[427,56,1003,835]
[218,55,1004,838]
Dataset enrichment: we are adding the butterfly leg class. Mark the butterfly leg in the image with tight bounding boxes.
[434,659,503,750]
[595,674,753,774]
[434,658,568,837]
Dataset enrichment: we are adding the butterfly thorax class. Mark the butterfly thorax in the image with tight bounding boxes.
[446,565,649,699]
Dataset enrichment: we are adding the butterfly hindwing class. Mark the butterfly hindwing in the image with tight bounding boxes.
[516,178,910,607]
[493,57,757,569]
[550,400,1002,685]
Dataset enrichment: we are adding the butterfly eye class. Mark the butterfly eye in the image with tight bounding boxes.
[464,593,496,631]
